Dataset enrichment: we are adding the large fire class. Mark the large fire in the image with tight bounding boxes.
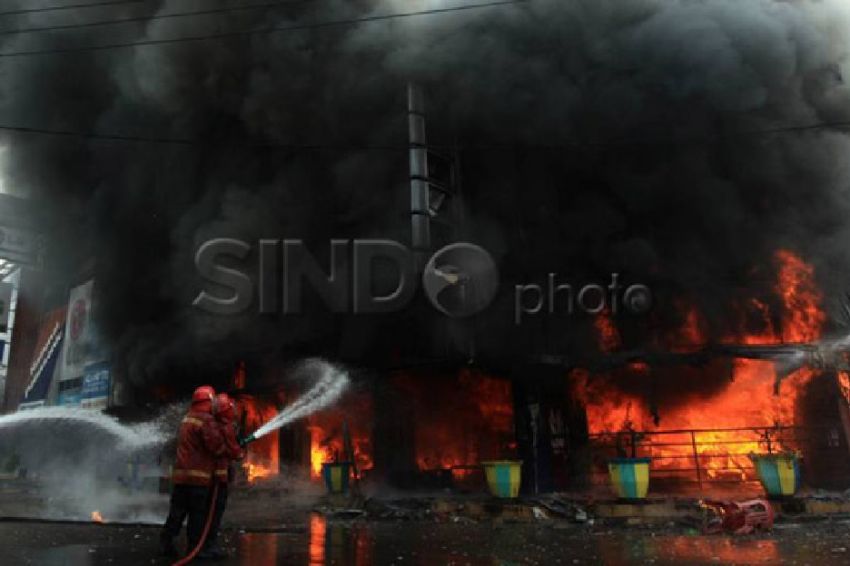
[237,394,279,483]
[308,389,373,479]
[575,249,825,482]
[395,369,515,477]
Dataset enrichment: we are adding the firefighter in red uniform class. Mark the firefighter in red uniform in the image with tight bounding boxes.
[202,393,244,558]
[160,385,227,558]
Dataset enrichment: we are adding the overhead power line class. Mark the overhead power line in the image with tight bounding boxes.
[0,117,849,151]
[0,0,528,58]
[0,0,145,18]
[0,0,312,37]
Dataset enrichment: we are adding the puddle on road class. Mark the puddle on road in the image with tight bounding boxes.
[237,515,502,566]
[598,535,781,565]
[234,516,789,566]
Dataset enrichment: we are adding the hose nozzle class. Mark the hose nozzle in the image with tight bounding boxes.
[238,433,257,447]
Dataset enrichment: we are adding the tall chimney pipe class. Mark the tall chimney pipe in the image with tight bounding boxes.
[408,82,430,271]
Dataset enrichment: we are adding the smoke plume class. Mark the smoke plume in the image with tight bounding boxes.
[1,0,850,387]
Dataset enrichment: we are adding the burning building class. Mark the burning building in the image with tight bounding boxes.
[3,0,850,498]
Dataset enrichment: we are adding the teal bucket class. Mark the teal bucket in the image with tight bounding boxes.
[749,454,800,498]
[608,457,651,500]
[321,462,351,494]
[481,460,522,498]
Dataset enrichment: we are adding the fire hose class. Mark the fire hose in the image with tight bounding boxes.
[168,435,256,565]
[171,482,220,566]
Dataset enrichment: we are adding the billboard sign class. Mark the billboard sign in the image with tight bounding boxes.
[81,362,110,409]
[61,280,95,381]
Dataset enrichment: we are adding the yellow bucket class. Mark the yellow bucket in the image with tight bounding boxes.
[481,460,522,498]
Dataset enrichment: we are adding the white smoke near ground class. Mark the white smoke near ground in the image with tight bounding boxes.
[0,405,177,522]
[0,361,351,522]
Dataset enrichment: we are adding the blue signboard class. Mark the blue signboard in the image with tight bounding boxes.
[81,362,110,408]
[56,387,82,407]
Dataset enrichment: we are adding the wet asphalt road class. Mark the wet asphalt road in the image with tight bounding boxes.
[2,516,850,565]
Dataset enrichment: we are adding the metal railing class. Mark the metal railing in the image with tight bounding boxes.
[587,425,817,488]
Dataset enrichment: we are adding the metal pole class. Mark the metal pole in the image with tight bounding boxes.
[408,82,430,271]
[691,430,703,489]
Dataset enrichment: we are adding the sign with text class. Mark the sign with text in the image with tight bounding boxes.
[81,362,110,409]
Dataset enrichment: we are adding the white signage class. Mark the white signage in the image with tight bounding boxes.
[60,280,94,381]
[0,226,39,265]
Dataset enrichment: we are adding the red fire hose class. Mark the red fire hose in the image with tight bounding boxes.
[171,482,220,566]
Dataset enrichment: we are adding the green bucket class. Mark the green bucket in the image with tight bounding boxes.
[608,457,651,500]
[321,462,351,494]
[749,453,799,498]
[481,460,522,498]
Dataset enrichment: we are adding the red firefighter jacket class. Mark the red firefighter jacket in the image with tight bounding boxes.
[214,421,244,483]
[172,409,227,486]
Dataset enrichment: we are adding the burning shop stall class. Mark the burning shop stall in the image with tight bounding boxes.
[566,250,850,492]
[226,358,518,490]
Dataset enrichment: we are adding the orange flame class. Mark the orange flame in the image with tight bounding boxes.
[577,249,824,481]
[594,308,621,352]
[308,390,373,479]
[246,462,274,483]
[393,369,515,475]
[91,511,104,523]
[237,394,279,484]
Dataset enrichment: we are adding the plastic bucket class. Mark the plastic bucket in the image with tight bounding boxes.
[608,457,651,500]
[750,454,799,498]
[321,462,351,494]
[481,460,522,498]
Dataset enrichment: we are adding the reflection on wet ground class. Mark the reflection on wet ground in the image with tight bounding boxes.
[4,515,850,565]
[228,515,835,566]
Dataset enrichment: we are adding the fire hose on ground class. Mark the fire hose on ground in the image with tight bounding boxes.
[171,436,257,565]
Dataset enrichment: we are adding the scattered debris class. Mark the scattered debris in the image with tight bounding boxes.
[701,499,774,534]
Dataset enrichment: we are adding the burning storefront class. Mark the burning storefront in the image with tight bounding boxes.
[4,0,850,507]
[568,250,850,491]
[225,362,517,491]
[221,247,850,496]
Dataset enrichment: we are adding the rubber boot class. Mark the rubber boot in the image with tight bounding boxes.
[159,533,178,558]
[199,543,227,560]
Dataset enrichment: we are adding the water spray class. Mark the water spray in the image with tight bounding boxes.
[240,358,350,447]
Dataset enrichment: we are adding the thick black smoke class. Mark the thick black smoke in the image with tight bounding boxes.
[2,0,850,389]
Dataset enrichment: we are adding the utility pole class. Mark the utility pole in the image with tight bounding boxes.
[407,83,462,268]
[408,82,431,271]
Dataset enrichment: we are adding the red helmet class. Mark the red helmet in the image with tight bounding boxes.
[192,385,216,405]
[214,393,236,423]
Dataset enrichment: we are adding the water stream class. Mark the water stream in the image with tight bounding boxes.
[252,358,350,439]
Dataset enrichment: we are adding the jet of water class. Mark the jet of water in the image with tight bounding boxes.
[0,406,166,451]
[252,358,350,440]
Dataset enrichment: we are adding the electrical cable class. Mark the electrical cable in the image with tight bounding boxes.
[0,0,146,18]
[0,117,847,151]
[0,0,529,58]
[0,0,313,37]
